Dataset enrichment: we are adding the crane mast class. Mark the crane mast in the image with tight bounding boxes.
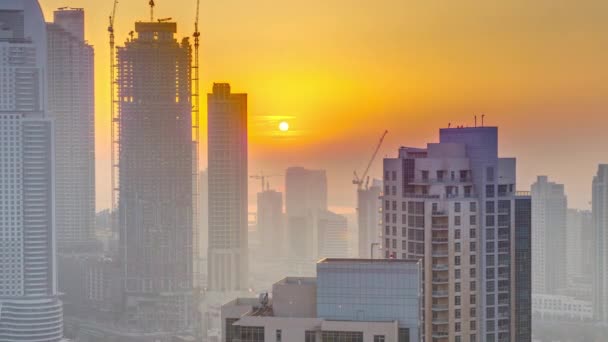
[109,0,118,212]
[192,0,202,339]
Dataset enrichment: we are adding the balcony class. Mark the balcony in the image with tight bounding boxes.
[403,193,440,199]
[432,224,449,230]
[432,237,448,244]
[432,264,449,271]
[432,291,448,298]
[432,211,448,217]
[432,277,449,284]
[432,317,449,325]
[432,304,449,311]
[432,331,449,339]
[432,250,448,257]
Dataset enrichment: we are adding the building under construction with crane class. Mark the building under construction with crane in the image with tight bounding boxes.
[64,1,202,340]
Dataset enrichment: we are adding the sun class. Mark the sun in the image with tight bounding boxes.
[278,121,289,132]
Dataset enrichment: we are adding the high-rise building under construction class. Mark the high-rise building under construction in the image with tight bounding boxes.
[116,20,194,332]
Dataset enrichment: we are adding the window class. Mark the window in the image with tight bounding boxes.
[455,336,461,342]
[486,201,495,213]
[385,226,390,236]
[470,202,477,212]
[305,331,316,342]
[470,281,476,291]
[455,322,461,332]
[402,227,407,237]
[470,215,477,225]
[455,283,461,293]
[392,226,397,236]
[276,330,282,342]
[455,242,461,253]
[432,203,438,212]
[385,171,390,180]
[455,296,461,306]
[398,328,410,342]
[392,171,397,181]
[470,294,476,304]
[385,200,390,210]
[240,326,264,342]
[322,331,363,342]
[374,336,385,342]
[455,269,461,279]
[470,268,476,278]
[470,241,476,252]
[455,308,461,319]
[486,215,495,226]
[421,170,429,180]
[455,229,461,239]
[392,201,397,210]
[471,334,476,342]
[392,239,397,248]
[486,184,495,198]
[470,255,476,265]
[470,307,476,317]
[455,202,461,212]
[470,229,476,239]
[470,321,477,330]
[486,167,494,182]
[455,216,461,226]
[402,214,406,224]
[455,256,461,266]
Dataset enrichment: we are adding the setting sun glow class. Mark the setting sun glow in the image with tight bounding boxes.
[279,121,289,132]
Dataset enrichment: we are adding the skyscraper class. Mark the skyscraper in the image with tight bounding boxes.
[531,176,567,294]
[593,165,608,322]
[382,126,531,342]
[357,179,382,258]
[285,166,327,261]
[47,7,95,252]
[256,189,284,258]
[0,1,64,340]
[116,20,194,331]
[207,83,248,291]
[567,209,594,289]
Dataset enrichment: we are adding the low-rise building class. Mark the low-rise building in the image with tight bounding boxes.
[222,258,420,342]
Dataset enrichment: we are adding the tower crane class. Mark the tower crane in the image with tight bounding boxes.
[250,173,282,192]
[353,130,388,190]
[108,0,118,211]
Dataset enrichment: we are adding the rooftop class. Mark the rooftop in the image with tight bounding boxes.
[318,258,420,264]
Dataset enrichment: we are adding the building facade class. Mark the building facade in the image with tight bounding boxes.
[531,176,567,294]
[381,127,531,342]
[207,83,249,291]
[116,21,194,332]
[0,1,64,340]
[357,179,382,258]
[47,7,95,252]
[222,259,421,342]
[256,189,284,258]
[567,209,594,290]
[593,165,608,322]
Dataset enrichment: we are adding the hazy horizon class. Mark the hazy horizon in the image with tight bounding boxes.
[38,0,608,211]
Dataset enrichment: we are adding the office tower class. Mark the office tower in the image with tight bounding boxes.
[0,1,64,340]
[567,209,594,286]
[514,194,532,341]
[256,189,284,258]
[198,169,208,284]
[315,210,349,259]
[593,165,608,322]
[285,167,327,261]
[357,178,382,258]
[223,259,420,342]
[531,176,567,294]
[382,126,531,342]
[207,83,248,291]
[47,7,95,252]
[116,21,194,331]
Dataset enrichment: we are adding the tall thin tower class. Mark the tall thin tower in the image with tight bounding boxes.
[0,0,64,340]
[116,20,194,331]
[207,83,249,291]
[47,7,96,252]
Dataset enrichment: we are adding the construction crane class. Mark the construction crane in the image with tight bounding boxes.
[353,130,388,190]
[108,0,119,212]
[250,173,282,192]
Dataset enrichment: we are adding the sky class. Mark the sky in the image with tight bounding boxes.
[38,0,608,211]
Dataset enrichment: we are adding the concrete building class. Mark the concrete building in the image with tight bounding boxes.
[285,167,327,265]
[0,1,64,340]
[222,259,421,342]
[531,176,567,294]
[315,210,349,259]
[357,179,382,258]
[208,83,249,291]
[566,209,594,291]
[532,294,592,322]
[47,7,95,252]
[593,165,608,322]
[381,126,531,342]
[256,189,284,258]
[198,169,209,286]
[116,20,194,332]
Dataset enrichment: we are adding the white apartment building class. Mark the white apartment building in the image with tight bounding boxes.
[0,1,64,340]
[381,127,532,342]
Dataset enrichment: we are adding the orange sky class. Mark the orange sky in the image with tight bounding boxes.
[39,0,608,210]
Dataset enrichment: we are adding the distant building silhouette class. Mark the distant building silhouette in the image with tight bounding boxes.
[593,165,608,322]
[47,7,96,252]
[0,1,64,340]
[382,127,532,342]
[531,176,567,294]
[207,83,249,291]
[566,209,594,295]
[285,167,327,264]
[256,189,284,258]
[357,179,382,258]
[116,20,194,332]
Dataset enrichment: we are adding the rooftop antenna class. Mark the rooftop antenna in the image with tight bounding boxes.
[481,114,485,127]
[448,122,451,128]
[149,0,155,22]
[475,115,477,127]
